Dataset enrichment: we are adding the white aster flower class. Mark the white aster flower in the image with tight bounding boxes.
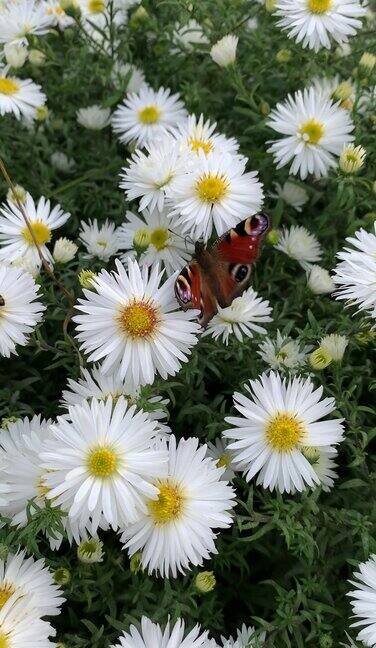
[0,0,52,44]
[170,113,240,158]
[224,371,344,493]
[320,333,348,361]
[221,624,266,648]
[119,137,187,213]
[348,554,376,647]
[275,225,322,270]
[167,151,264,241]
[339,143,366,173]
[257,330,312,371]
[120,435,235,577]
[111,62,146,93]
[117,207,194,277]
[73,259,200,387]
[0,594,56,647]
[3,42,28,69]
[202,287,272,345]
[210,34,238,67]
[110,616,215,648]
[274,0,366,52]
[50,151,76,173]
[302,445,338,491]
[172,19,209,52]
[0,265,45,357]
[79,219,120,262]
[41,396,169,533]
[307,265,335,294]
[53,237,77,263]
[310,75,355,109]
[77,105,111,130]
[271,180,308,211]
[267,87,354,179]
[112,85,187,148]
[44,0,75,29]
[0,68,46,120]
[332,223,376,319]
[206,437,237,482]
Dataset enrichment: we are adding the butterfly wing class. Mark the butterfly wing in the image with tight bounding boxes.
[174,261,217,327]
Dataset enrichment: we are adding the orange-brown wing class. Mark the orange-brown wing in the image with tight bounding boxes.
[174,260,217,327]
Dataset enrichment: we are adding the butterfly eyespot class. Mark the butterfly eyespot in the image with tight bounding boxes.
[233,264,249,283]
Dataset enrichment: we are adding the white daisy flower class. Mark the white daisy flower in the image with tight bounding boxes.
[271,180,308,211]
[320,333,348,361]
[50,152,76,174]
[0,265,45,358]
[210,34,238,67]
[117,207,194,277]
[348,554,376,647]
[0,68,46,121]
[53,237,77,263]
[221,624,266,648]
[44,0,75,29]
[0,593,56,647]
[167,151,264,241]
[119,137,187,213]
[257,330,312,371]
[0,0,52,44]
[76,105,111,130]
[302,445,338,491]
[332,224,376,319]
[110,616,215,648]
[224,371,344,493]
[79,219,120,261]
[172,19,209,52]
[73,259,200,387]
[41,396,169,533]
[267,87,354,179]
[111,62,146,94]
[0,550,64,617]
[170,113,240,158]
[307,265,335,294]
[0,192,70,265]
[275,225,322,270]
[112,85,187,148]
[206,437,237,481]
[202,287,272,345]
[120,435,235,577]
[274,0,366,52]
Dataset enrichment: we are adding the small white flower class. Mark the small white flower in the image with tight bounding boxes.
[167,151,264,241]
[320,333,348,361]
[50,151,76,173]
[310,75,355,108]
[307,265,335,294]
[267,87,355,179]
[348,554,376,647]
[44,0,75,29]
[224,371,344,493]
[274,0,366,52]
[257,330,312,371]
[3,42,28,68]
[0,0,53,44]
[210,34,238,67]
[172,19,209,52]
[339,143,366,173]
[206,438,237,481]
[111,617,215,648]
[335,42,351,57]
[0,265,45,357]
[112,85,187,148]
[79,219,120,261]
[202,287,272,345]
[77,105,111,130]
[170,113,240,158]
[272,180,308,211]
[53,237,78,263]
[275,225,322,270]
[111,62,146,94]
[0,69,46,120]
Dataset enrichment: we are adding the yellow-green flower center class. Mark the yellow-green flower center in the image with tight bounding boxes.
[148,480,185,524]
[299,119,324,145]
[188,137,214,155]
[0,632,10,648]
[150,227,169,251]
[196,173,229,203]
[0,583,16,609]
[22,221,51,246]
[88,0,105,13]
[307,0,332,14]
[217,453,231,469]
[0,78,19,96]
[138,105,161,124]
[87,447,118,478]
[266,413,305,451]
[118,300,159,339]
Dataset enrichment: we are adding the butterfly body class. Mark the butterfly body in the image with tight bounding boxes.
[175,213,270,327]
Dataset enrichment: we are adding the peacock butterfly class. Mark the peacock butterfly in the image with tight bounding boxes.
[175,213,270,327]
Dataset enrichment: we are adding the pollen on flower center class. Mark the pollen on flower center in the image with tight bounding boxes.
[148,480,186,524]
[138,105,161,124]
[36,476,49,498]
[266,412,305,451]
[118,300,159,339]
[0,78,19,96]
[150,227,169,250]
[196,173,229,203]
[188,137,214,155]
[307,0,332,13]
[0,583,16,609]
[88,0,105,13]
[299,119,325,145]
[22,221,51,246]
[87,447,119,478]
[217,453,231,469]
[0,632,10,648]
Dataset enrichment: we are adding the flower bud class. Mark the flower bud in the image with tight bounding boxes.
[53,238,78,264]
[195,571,216,593]
[1,416,19,430]
[77,538,104,564]
[359,52,376,73]
[130,552,143,573]
[307,266,335,295]
[4,42,28,68]
[6,184,27,205]
[301,446,320,465]
[133,228,151,254]
[276,48,291,63]
[29,49,46,66]
[266,229,280,245]
[53,567,71,586]
[309,348,332,370]
[210,35,238,68]
[78,269,97,289]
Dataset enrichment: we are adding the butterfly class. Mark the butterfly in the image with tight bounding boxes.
[175,212,270,327]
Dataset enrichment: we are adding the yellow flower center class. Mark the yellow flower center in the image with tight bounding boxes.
[148,480,186,524]
[0,583,16,609]
[47,5,64,14]
[265,413,305,451]
[217,453,231,469]
[307,0,332,14]
[87,447,118,478]
[0,78,19,96]
[96,239,108,248]
[188,137,214,155]
[276,350,288,361]
[36,476,49,498]
[299,119,324,145]
[150,228,169,251]
[22,221,51,246]
[138,105,161,124]
[118,300,159,339]
[88,0,105,13]
[0,632,10,648]
[196,173,229,203]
